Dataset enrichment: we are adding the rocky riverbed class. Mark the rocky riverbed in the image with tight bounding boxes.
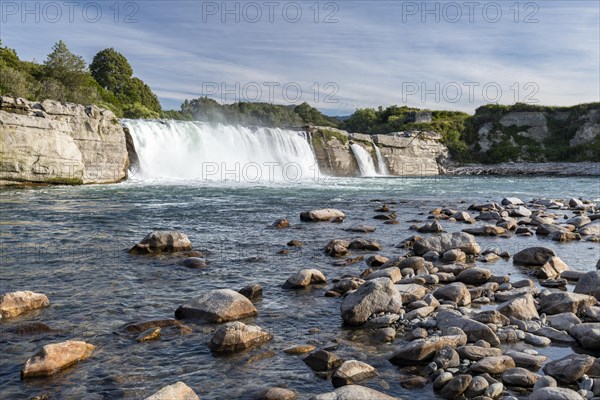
[1,179,599,399]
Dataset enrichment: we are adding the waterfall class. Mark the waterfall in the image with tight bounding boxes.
[350,143,379,177]
[374,144,389,175]
[123,120,320,182]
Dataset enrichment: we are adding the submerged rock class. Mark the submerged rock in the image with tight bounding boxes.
[175,289,257,322]
[130,231,192,254]
[340,277,402,325]
[0,291,50,319]
[145,382,199,400]
[178,257,207,269]
[22,340,95,378]
[208,321,272,352]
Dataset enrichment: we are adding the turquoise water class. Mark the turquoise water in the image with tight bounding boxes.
[1,176,599,399]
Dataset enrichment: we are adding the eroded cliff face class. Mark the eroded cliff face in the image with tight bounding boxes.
[0,97,129,185]
[466,104,600,162]
[308,126,448,176]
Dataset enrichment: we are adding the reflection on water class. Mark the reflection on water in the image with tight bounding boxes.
[0,176,599,398]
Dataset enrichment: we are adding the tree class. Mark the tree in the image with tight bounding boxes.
[120,77,161,112]
[44,41,86,82]
[90,48,133,94]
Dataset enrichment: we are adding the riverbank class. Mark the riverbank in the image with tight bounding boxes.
[447,162,600,177]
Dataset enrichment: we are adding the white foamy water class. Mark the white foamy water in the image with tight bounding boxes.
[374,144,389,175]
[350,143,379,176]
[123,120,320,182]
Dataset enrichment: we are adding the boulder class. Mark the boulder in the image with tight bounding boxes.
[543,353,595,383]
[433,346,460,369]
[175,289,257,322]
[536,256,570,280]
[332,360,378,387]
[418,220,444,233]
[462,225,506,236]
[130,231,192,254]
[502,367,539,387]
[456,346,502,361]
[398,256,425,270]
[497,294,539,321]
[208,322,272,352]
[254,388,297,400]
[308,385,398,400]
[303,350,343,372]
[238,284,263,301]
[538,291,596,315]
[22,340,95,378]
[529,387,585,400]
[439,375,472,399]
[437,311,500,347]
[513,247,556,266]
[433,282,471,306]
[569,323,600,350]
[340,278,402,325]
[413,232,480,256]
[145,382,199,400]
[283,269,327,289]
[348,239,382,251]
[547,312,581,331]
[324,240,350,257]
[504,350,547,370]
[365,267,401,283]
[456,267,492,285]
[502,197,524,205]
[0,291,50,319]
[366,255,389,267]
[578,220,600,235]
[574,271,600,300]
[389,329,468,365]
[471,356,516,374]
[300,209,345,222]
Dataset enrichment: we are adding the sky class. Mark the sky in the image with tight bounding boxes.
[1,0,599,115]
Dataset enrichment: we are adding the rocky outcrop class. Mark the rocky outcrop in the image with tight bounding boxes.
[307,126,448,176]
[0,96,129,184]
[373,132,448,176]
[464,103,600,163]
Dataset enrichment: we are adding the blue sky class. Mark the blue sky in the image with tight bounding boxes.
[1,0,599,115]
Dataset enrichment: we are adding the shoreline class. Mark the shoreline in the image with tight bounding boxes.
[446,162,600,177]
